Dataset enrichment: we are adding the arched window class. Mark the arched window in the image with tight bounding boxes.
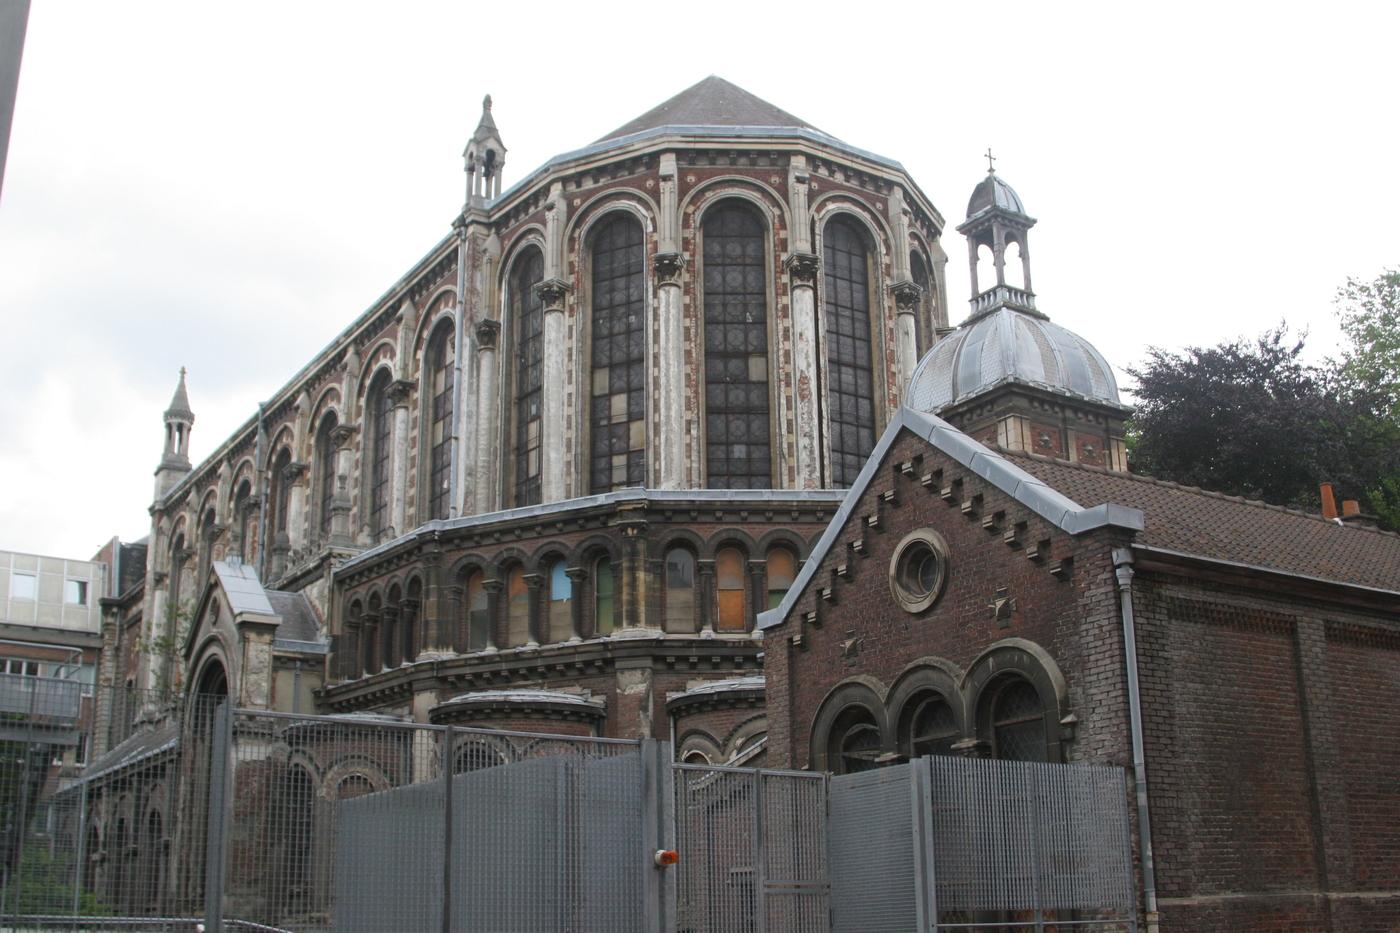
[703,203,770,487]
[546,558,572,643]
[989,678,1047,762]
[593,556,616,636]
[589,215,646,493]
[233,481,251,562]
[505,566,529,646]
[342,600,362,680]
[366,372,393,539]
[683,750,710,766]
[336,775,374,800]
[662,547,696,634]
[383,584,401,669]
[911,251,933,355]
[829,706,883,775]
[902,692,959,759]
[465,571,490,651]
[715,546,747,633]
[765,545,796,610]
[425,323,455,520]
[316,412,339,541]
[272,448,293,537]
[822,217,877,487]
[404,577,422,662]
[168,531,186,610]
[364,593,381,675]
[1004,239,1026,290]
[198,508,216,583]
[511,250,545,507]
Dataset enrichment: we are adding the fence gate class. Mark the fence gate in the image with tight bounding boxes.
[672,763,829,933]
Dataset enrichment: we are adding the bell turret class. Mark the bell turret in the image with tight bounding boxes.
[155,367,194,498]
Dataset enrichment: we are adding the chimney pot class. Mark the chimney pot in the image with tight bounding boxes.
[1342,499,1361,518]
[1320,483,1338,520]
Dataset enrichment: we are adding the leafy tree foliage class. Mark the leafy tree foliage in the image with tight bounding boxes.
[1128,269,1400,530]
[1127,326,1348,510]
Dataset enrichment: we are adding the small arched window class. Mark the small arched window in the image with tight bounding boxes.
[703,202,770,487]
[272,448,293,536]
[512,250,545,507]
[316,413,339,541]
[342,599,362,680]
[822,217,877,487]
[505,566,530,647]
[589,215,646,494]
[593,556,616,636]
[465,571,490,651]
[829,706,883,776]
[232,481,251,562]
[903,693,959,759]
[425,323,455,520]
[403,577,421,662]
[364,593,381,675]
[911,251,933,355]
[715,547,747,633]
[198,507,216,583]
[366,372,393,539]
[336,775,374,800]
[765,546,796,610]
[546,558,572,644]
[169,531,186,610]
[383,584,402,669]
[990,679,1047,762]
[662,547,696,634]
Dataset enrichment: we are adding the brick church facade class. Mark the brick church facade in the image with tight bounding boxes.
[89,78,1400,931]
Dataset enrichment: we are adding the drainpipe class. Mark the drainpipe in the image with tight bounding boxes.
[255,402,268,580]
[1112,546,1159,933]
[447,219,468,518]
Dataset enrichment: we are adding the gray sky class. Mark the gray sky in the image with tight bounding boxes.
[2,0,1397,558]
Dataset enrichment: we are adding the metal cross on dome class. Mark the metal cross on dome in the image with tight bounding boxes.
[985,148,997,174]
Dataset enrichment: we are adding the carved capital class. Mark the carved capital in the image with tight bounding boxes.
[151,570,169,587]
[653,251,685,286]
[475,318,501,349]
[282,461,309,483]
[521,572,545,590]
[534,278,571,310]
[330,423,359,450]
[890,280,924,312]
[387,378,416,406]
[481,577,504,593]
[784,252,820,286]
[565,566,589,584]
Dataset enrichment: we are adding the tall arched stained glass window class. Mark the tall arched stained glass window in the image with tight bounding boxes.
[911,250,932,356]
[425,322,455,519]
[512,250,544,506]
[822,218,877,487]
[317,413,339,540]
[367,372,393,538]
[589,215,646,493]
[233,481,251,562]
[703,203,770,487]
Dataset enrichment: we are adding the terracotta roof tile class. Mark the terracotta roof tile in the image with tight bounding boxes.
[1006,452,1400,594]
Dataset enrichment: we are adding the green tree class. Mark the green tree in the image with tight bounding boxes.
[1332,269,1400,526]
[1127,325,1350,511]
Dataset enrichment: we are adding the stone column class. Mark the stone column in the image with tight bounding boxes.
[380,607,401,668]
[361,614,379,675]
[696,559,716,637]
[329,424,358,546]
[891,283,922,402]
[286,463,308,554]
[419,548,451,659]
[785,253,822,488]
[655,152,686,489]
[747,559,767,634]
[618,519,650,631]
[655,253,685,489]
[399,598,420,662]
[388,379,414,537]
[537,280,571,503]
[473,320,501,515]
[566,567,588,641]
[341,622,360,680]
[523,572,544,647]
[482,578,504,650]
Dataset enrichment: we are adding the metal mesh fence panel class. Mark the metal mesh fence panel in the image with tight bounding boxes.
[828,764,918,933]
[924,756,1137,931]
[674,764,828,933]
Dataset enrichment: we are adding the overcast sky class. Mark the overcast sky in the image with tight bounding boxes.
[2,0,1397,559]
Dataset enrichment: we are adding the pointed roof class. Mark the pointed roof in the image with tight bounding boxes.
[597,76,822,142]
[164,367,194,421]
[471,94,503,147]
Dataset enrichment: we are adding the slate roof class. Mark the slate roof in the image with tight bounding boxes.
[212,561,275,616]
[1009,452,1400,594]
[267,590,321,643]
[597,75,822,142]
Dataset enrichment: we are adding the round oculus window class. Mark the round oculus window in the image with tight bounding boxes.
[889,529,949,613]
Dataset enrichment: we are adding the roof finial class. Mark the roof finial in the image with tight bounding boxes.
[482,94,492,112]
[179,365,187,380]
[985,147,997,175]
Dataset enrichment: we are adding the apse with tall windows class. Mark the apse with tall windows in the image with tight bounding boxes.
[821,216,878,487]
